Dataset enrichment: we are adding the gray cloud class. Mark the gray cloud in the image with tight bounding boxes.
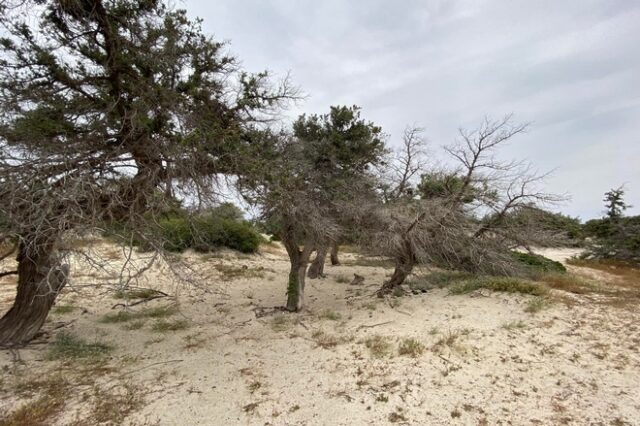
[185,0,639,220]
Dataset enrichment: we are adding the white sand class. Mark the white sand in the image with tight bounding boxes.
[1,243,638,425]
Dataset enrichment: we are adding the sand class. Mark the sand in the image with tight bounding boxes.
[0,243,639,425]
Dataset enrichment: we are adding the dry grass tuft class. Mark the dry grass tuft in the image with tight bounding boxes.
[363,335,393,358]
[398,337,425,357]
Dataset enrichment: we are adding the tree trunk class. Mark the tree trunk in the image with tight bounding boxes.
[307,247,327,278]
[330,242,340,266]
[0,242,68,346]
[282,235,313,312]
[377,247,415,297]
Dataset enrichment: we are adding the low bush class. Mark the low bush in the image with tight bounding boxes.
[449,276,547,296]
[512,251,566,273]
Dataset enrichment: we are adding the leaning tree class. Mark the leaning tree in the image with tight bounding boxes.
[373,116,563,295]
[291,106,386,279]
[0,0,295,345]
[241,106,385,311]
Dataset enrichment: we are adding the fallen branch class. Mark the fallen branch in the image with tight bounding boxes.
[356,320,394,331]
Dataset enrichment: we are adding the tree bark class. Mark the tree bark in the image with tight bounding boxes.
[377,245,415,297]
[282,234,313,312]
[330,242,340,266]
[0,241,68,346]
[307,247,327,278]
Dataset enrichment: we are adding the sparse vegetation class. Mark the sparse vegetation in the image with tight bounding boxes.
[512,252,566,273]
[51,305,76,315]
[363,335,393,358]
[524,297,549,314]
[311,330,351,349]
[449,277,548,296]
[46,333,113,361]
[318,309,342,321]
[99,305,178,324]
[398,338,425,357]
[0,1,635,425]
[151,319,190,332]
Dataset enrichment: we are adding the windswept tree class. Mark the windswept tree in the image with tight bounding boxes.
[0,0,294,345]
[294,106,386,280]
[584,186,639,262]
[241,106,384,310]
[373,116,562,295]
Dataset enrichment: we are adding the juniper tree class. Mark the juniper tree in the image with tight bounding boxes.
[241,106,384,310]
[373,116,562,295]
[0,0,294,345]
[292,106,385,280]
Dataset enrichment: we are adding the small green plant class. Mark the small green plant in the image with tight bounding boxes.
[212,263,265,281]
[318,309,342,321]
[432,329,461,351]
[398,337,425,357]
[524,297,549,314]
[123,320,146,330]
[311,330,350,349]
[47,333,113,361]
[449,276,547,296]
[363,335,393,358]
[511,251,566,273]
[51,305,76,315]
[151,319,190,332]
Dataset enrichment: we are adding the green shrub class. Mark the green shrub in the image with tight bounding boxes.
[583,216,640,263]
[191,216,262,253]
[159,214,261,254]
[511,252,566,273]
[159,217,193,252]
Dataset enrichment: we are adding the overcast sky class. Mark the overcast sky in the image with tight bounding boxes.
[184,0,639,220]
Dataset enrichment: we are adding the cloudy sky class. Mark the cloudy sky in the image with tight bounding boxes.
[185,0,639,220]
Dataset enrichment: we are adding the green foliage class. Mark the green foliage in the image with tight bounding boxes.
[417,172,475,202]
[293,105,385,174]
[47,333,113,360]
[511,252,567,273]
[496,207,584,244]
[159,217,193,252]
[583,188,639,262]
[603,186,629,219]
[154,209,262,254]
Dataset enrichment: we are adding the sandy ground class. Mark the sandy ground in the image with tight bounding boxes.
[0,243,639,425]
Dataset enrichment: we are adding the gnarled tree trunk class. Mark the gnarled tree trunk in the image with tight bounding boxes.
[282,234,314,312]
[0,241,68,346]
[330,242,340,266]
[308,246,327,279]
[377,242,415,297]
